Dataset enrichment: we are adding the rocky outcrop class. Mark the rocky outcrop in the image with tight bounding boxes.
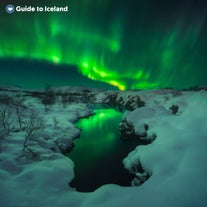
[103,93,145,112]
[119,119,156,143]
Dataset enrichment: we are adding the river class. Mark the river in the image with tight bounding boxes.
[68,109,141,192]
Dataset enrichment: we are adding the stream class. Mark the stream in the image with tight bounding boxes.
[68,109,141,192]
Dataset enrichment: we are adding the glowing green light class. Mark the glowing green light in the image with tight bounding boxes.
[52,55,61,64]
[68,109,122,178]
[132,82,158,89]
[77,109,121,140]
[92,67,108,78]
[1,1,206,90]
[82,62,89,68]
[110,41,120,52]
[134,70,143,79]
[108,80,126,90]
[97,112,106,118]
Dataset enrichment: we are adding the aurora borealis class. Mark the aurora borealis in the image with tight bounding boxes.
[1,0,207,90]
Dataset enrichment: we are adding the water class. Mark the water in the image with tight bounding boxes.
[68,109,141,192]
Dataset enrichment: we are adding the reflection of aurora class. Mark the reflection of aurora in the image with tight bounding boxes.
[68,109,139,191]
[69,109,122,170]
[1,0,207,90]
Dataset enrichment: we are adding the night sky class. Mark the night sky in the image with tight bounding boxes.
[1,0,207,90]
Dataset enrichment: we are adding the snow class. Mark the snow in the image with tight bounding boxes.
[0,87,207,207]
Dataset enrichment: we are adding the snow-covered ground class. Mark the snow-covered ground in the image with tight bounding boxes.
[0,87,207,207]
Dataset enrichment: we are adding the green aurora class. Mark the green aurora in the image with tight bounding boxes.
[1,0,207,90]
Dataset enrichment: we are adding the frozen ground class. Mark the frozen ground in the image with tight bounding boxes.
[0,86,207,207]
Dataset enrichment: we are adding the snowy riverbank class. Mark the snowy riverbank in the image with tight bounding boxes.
[0,86,207,207]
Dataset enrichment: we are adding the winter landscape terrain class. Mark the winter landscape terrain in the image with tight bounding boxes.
[0,85,207,207]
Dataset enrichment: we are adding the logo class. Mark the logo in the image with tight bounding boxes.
[6,5,15,14]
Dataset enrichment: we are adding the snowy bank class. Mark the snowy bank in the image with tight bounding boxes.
[0,87,207,207]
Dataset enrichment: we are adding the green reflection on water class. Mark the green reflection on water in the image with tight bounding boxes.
[69,109,122,170]
[68,109,139,192]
